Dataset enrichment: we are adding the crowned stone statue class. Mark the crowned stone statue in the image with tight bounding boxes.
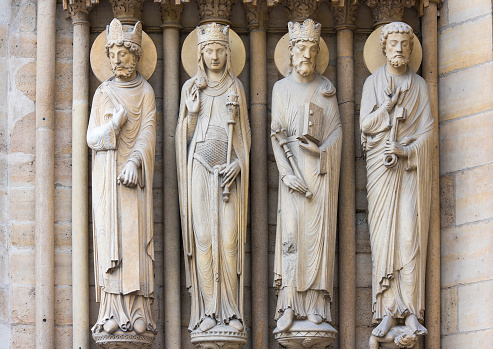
[361,22,433,349]
[87,18,157,348]
[176,22,250,348]
[271,19,341,349]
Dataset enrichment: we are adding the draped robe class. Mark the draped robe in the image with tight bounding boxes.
[360,65,433,323]
[176,73,251,330]
[87,73,156,332]
[272,74,341,322]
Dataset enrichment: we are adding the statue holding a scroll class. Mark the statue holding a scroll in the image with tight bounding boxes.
[176,22,250,346]
[360,22,433,343]
[271,19,341,347]
[87,18,157,347]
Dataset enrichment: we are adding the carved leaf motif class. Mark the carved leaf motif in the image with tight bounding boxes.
[108,0,145,20]
[244,0,268,28]
[330,0,359,26]
[63,0,97,17]
[284,0,318,21]
[365,0,416,23]
[159,0,183,23]
[196,0,233,21]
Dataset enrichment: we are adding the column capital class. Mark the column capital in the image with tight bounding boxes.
[157,0,183,27]
[63,0,96,24]
[365,0,415,27]
[108,0,145,24]
[195,0,234,25]
[330,0,359,30]
[245,0,268,30]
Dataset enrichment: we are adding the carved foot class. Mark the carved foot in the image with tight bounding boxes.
[369,325,419,349]
[405,314,427,335]
[372,315,397,337]
[276,308,295,332]
[307,314,323,325]
[200,317,217,332]
[103,318,119,334]
[229,319,244,332]
[134,318,147,335]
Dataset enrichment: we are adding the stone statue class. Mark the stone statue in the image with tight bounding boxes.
[87,18,157,347]
[271,19,341,348]
[360,22,433,347]
[176,23,250,348]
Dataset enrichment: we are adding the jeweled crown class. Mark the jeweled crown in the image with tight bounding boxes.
[106,18,142,47]
[288,19,321,43]
[197,22,229,45]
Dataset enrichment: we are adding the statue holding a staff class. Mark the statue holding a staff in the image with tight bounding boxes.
[176,22,250,347]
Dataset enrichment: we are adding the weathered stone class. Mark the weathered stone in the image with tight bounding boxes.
[9,251,35,284]
[455,164,493,225]
[439,175,455,229]
[458,280,493,332]
[9,223,35,247]
[10,112,35,154]
[54,60,73,110]
[0,287,7,322]
[10,324,35,349]
[54,251,72,285]
[14,61,36,102]
[441,328,493,348]
[9,284,35,324]
[9,187,34,222]
[10,32,37,58]
[441,287,458,335]
[55,110,72,157]
[447,0,492,24]
[8,154,35,186]
[55,286,73,325]
[55,223,71,250]
[55,326,73,349]
[355,253,372,288]
[438,16,492,76]
[54,188,71,223]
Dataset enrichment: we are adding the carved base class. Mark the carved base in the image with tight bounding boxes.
[191,325,247,349]
[274,320,337,349]
[369,325,421,349]
[93,331,156,349]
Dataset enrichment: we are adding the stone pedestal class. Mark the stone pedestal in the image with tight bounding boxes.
[93,331,156,349]
[274,321,337,349]
[191,325,247,349]
[369,325,420,349]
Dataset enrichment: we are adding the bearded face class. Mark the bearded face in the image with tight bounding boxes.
[385,32,411,68]
[108,45,138,79]
[290,40,319,77]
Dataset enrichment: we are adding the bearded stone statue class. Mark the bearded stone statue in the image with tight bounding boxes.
[87,18,157,348]
[360,22,433,347]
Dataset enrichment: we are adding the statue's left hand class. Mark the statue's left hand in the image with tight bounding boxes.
[384,140,406,158]
[117,161,139,187]
[220,160,240,188]
[299,137,320,156]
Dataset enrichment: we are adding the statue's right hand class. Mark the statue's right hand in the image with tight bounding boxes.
[113,104,127,129]
[186,88,200,115]
[282,174,308,194]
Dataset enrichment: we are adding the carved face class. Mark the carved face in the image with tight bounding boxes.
[108,45,138,79]
[385,32,411,68]
[290,40,319,77]
[202,43,227,75]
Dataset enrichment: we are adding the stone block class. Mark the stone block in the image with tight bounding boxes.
[437,0,448,28]
[356,212,371,253]
[55,36,74,60]
[55,60,73,110]
[55,326,73,349]
[355,189,368,212]
[55,187,72,223]
[455,164,493,224]
[355,159,367,191]
[8,154,35,186]
[438,16,492,76]
[441,328,493,348]
[9,223,34,247]
[54,156,72,187]
[0,62,7,112]
[0,324,8,349]
[9,284,35,324]
[9,187,34,222]
[440,110,493,175]
[9,251,34,284]
[0,190,6,223]
[0,156,7,187]
[10,325,35,349]
[0,24,7,56]
[54,251,72,285]
[0,247,5,285]
[55,110,72,157]
[355,253,372,288]
[55,286,72,325]
[439,175,455,229]
[14,60,36,102]
[10,112,35,154]
[0,287,7,322]
[438,61,493,122]
[10,32,36,58]
[355,287,372,327]
[16,1,36,33]
[355,325,373,349]
[442,220,493,287]
[55,223,72,250]
[441,287,458,335]
[447,0,492,24]
[458,280,493,332]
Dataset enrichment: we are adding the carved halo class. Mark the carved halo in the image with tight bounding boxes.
[181,27,246,78]
[90,26,157,82]
[274,33,330,77]
[363,25,422,74]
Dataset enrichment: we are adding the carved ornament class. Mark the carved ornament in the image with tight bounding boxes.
[155,0,183,24]
[365,0,415,25]
[330,0,359,28]
[62,0,97,21]
[196,0,234,24]
[108,0,145,23]
[244,0,268,30]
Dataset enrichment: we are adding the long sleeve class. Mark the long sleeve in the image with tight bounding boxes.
[87,92,118,151]
[271,85,294,179]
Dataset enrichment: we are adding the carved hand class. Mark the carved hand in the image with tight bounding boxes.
[117,161,139,187]
[384,77,402,112]
[384,140,407,158]
[220,159,240,188]
[112,104,128,130]
[186,88,200,115]
[282,174,308,194]
[298,137,320,156]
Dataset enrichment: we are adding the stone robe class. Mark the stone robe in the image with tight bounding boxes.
[176,73,251,330]
[272,74,341,322]
[360,65,433,323]
[87,73,156,332]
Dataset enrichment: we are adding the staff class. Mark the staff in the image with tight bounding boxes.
[223,90,239,202]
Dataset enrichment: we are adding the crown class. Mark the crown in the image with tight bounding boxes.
[288,19,321,43]
[197,22,229,45]
[106,18,142,47]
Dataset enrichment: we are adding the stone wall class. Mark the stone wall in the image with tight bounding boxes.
[438,0,493,347]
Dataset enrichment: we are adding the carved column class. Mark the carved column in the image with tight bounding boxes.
[35,0,57,347]
[158,1,183,347]
[245,1,269,348]
[108,0,145,24]
[365,0,416,27]
[196,0,234,25]
[331,2,358,349]
[63,1,94,348]
[421,1,440,348]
